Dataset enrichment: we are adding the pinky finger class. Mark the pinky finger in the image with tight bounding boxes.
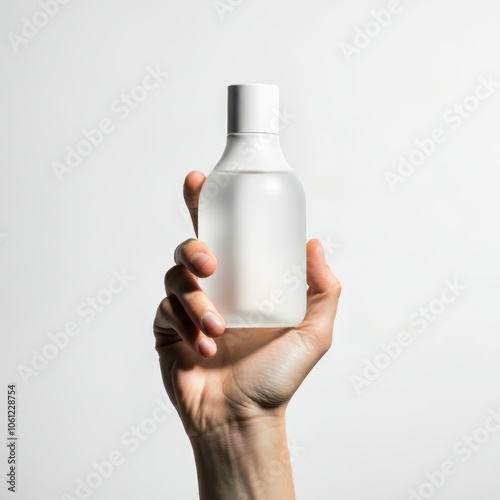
[155,295,217,357]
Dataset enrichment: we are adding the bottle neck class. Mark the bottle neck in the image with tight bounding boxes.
[215,133,291,172]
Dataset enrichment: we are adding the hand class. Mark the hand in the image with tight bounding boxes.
[154,171,341,499]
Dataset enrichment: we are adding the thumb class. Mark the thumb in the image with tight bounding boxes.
[297,239,342,349]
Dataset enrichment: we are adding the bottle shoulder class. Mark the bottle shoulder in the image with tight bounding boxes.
[212,134,293,173]
[202,169,306,205]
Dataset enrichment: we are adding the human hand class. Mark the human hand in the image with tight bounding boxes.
[154,171,341,499]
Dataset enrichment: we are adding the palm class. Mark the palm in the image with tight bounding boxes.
[157,321,324,436]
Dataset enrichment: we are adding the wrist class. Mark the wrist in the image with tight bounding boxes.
[190,414,295,500]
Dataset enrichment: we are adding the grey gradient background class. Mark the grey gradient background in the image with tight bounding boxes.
[1,0,500,499]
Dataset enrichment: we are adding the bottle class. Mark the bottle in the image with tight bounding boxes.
[198,84,306,328]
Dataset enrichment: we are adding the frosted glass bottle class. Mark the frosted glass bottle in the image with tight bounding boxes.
[198,84,306,328]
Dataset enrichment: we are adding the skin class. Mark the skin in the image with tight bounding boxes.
[154,171,341,499]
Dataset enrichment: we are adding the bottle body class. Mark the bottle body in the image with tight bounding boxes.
[198,134,306,328]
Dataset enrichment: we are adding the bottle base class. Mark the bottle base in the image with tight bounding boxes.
[222,309,307,329]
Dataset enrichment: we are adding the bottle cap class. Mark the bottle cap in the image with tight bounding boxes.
[227,84,279,134]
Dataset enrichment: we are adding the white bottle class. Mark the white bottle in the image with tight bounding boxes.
[198,84,306,328]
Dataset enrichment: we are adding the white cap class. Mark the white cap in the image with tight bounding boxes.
[227,84,279,135]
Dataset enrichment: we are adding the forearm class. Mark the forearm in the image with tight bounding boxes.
[190,415,295,500]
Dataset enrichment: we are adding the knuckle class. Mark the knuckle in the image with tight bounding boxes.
[332,280,342,298]
[329,273,342,299]
[159,296,172,315]
[174,238,196,264]
[154,297,174,332]
[164,264,186,290]
[183,290,204,312]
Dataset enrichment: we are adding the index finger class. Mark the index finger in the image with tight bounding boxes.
[183,171,206,236]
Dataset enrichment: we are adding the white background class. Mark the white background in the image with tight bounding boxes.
[1,0,500,499]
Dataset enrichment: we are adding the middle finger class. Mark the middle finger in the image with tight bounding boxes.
[165,265,225,337]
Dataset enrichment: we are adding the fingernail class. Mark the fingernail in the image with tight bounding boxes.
[201,311,223,334]
[192,252,213,272]
[198,338,216,357]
